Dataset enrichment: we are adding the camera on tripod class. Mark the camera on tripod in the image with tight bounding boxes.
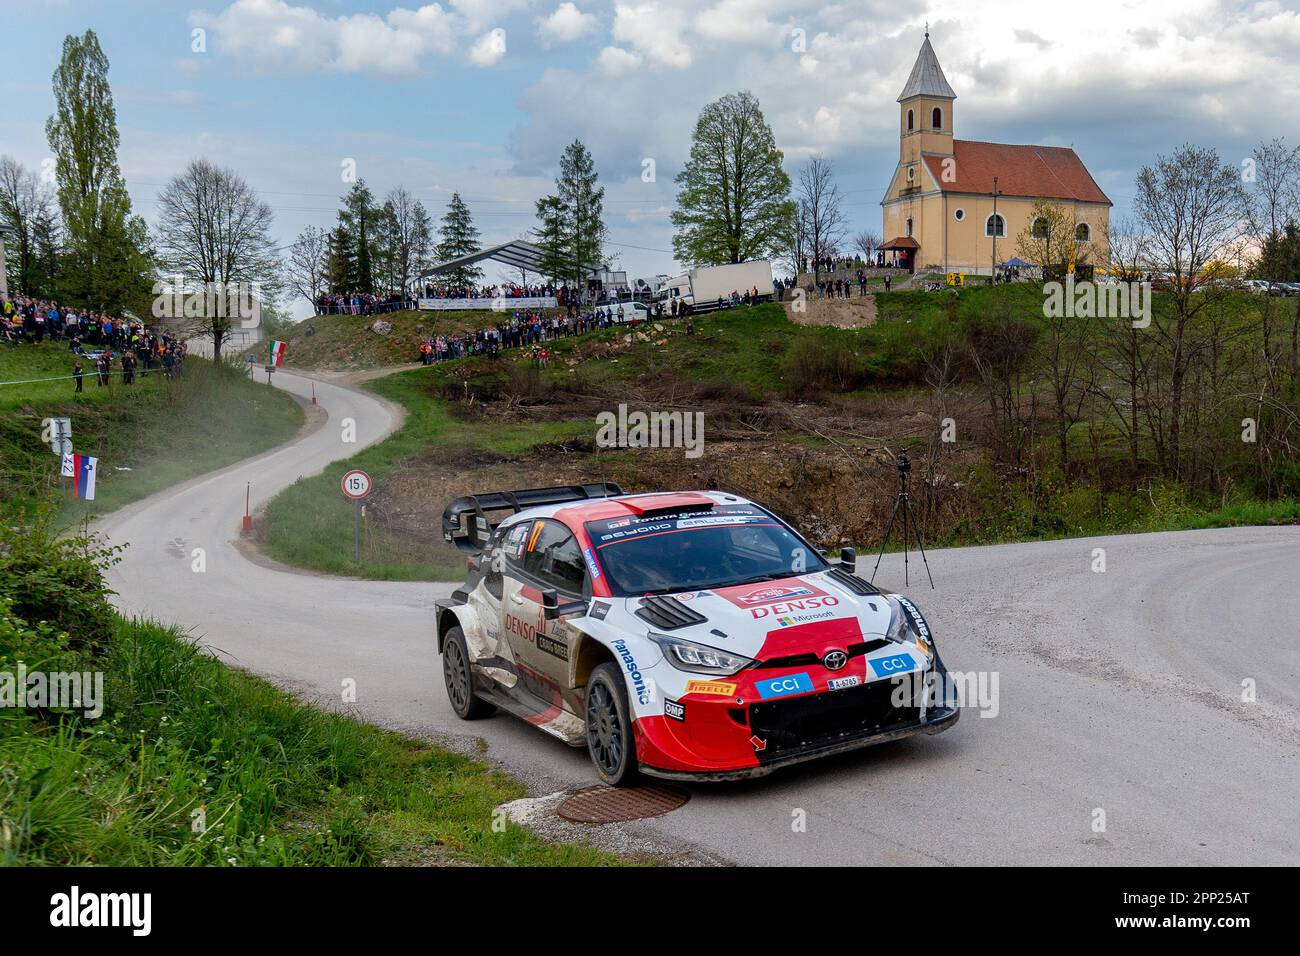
[870,450,934,589]
[896,454,911,474]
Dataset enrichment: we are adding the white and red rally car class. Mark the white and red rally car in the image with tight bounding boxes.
[436,484,959,784]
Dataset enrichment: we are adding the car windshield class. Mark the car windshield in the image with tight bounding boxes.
[585,504,829,596]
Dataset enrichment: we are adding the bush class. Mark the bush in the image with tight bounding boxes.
[0,522,119,655]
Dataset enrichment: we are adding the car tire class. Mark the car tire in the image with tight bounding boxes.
[584,662,640,786]
[442,626,495,720]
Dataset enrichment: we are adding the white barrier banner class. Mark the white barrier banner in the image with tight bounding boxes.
[417,296,558,311]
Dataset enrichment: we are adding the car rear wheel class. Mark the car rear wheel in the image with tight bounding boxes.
[443,626,495,720]
[585,662,639,786]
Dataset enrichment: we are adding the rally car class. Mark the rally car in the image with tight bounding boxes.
[435,484,960,784]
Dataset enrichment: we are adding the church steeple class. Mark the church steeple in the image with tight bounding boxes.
[897,32,956,102]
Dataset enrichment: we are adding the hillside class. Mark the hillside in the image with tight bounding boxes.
[257,290,1300,581]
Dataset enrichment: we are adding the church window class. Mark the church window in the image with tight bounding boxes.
[985,214,1005,238]
[907,109,914,131]
[1032,217,1050,239]
[932,107,942,129]
[954,208,965,221]
[906,218,914,237]
[1075,222,1091,241]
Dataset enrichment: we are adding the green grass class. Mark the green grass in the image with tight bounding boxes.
[260,293,1300,580]
[0,608,623,866]
[1,343,304,523]
[262,308,565,370]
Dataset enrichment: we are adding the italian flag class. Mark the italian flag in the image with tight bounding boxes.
[269,340,287,366]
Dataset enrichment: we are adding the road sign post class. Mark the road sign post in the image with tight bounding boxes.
[341,469,372,564]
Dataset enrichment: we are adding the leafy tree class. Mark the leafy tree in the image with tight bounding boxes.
[45,29,152,313]
[435,192,482,289]
[672,91,794,266]
[376,186,432,296]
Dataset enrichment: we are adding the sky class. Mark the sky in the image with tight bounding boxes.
[2,0,1299,313]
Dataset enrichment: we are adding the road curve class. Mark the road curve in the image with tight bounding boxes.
[99,370,1300,866]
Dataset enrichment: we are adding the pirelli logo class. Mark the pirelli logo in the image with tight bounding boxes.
[684,679,736,697]
[536,633,569,661]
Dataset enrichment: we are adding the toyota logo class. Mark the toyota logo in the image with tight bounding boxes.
[823,650,848,671]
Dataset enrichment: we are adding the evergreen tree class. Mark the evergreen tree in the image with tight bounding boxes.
[327,225,353,295]
[45,29,152,312]
[534,140,606,288]
[532,195,567,283]
[436,192,482,289]
[338,180,377,292]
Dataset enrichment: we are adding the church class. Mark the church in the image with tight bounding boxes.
[880,32,1111,275]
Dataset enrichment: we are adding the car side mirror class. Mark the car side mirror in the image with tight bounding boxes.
[839,547,857,573]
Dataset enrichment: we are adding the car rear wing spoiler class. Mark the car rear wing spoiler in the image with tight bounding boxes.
[442,482,624,553]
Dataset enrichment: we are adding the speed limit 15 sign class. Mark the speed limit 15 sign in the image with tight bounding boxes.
[341,469,372,500]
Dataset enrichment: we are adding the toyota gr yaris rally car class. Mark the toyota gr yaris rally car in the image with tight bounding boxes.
[435,484,959,784]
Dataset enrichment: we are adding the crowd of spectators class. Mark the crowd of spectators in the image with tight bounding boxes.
[315,291,407,315]
[415,281,561,301]
[2,292,188,388]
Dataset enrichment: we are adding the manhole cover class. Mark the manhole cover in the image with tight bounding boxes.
[556,784,690,824]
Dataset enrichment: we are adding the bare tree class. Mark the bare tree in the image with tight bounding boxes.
[1133,144,1248,477]
[286,225,329,308]
[378,186,433,298]
[853,229,881,265]
[155,158,278,363]
[797,155,847,282]
[0,155,61,295]
[1246,138,1300,366]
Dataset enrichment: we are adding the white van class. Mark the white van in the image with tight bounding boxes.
[594,301,650,324]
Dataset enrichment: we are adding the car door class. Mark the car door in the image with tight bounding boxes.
[502,518,588,698]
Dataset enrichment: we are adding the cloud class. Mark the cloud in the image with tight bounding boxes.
[191,0,470,75]
[596,45,642,73]
[469,28,509,65]
[537,3,599,44]
[451,0,532,33]
[612,3,693,68]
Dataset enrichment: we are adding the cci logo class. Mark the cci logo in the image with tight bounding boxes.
[756,673,815,700]
[869,654,916,678]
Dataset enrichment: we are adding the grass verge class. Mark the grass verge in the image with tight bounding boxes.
[0,524,625,866]
[1,343,304,523]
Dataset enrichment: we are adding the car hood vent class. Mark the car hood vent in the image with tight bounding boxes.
[635,595,708,630]
[826,567,880,596]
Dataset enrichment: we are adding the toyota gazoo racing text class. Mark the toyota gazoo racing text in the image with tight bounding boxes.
[435,484,959,785]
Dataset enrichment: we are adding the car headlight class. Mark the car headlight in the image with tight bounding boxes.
[648,634,754,676]
[886,596,933,659]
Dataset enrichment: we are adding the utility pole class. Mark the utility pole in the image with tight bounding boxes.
[990,176,1002,284]
[0,224,15,301]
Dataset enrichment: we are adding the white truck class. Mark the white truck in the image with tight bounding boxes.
[655,260,774,311]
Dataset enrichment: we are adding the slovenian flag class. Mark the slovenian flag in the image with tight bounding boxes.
[269,340,286,366]
[61,453,98,500]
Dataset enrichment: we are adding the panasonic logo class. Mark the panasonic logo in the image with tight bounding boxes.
[611,639,651,705]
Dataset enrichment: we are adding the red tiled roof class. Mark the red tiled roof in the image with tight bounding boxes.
[880,236,920,250]
[922,140,1111,205]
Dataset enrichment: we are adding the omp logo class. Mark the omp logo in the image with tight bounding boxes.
[664,698,685,721]
[611,639,650,705]
[736,585,813,606]
[750,596,839,620]
[50,886,151,936]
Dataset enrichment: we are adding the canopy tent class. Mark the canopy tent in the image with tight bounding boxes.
[1000,256,1031,268]
[411,239,601,287]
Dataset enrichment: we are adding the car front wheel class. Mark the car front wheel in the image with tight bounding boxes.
[584,662,639,786]
[442,626,495,720]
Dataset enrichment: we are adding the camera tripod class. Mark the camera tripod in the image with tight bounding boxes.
[870,454,935,590]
